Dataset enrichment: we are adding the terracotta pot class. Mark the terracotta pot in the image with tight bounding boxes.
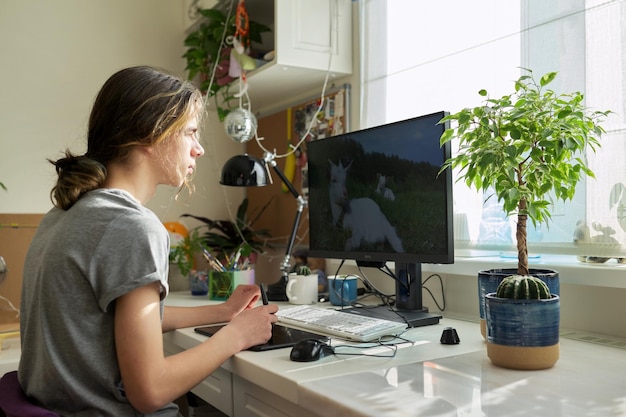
[478,268,560,338]
[485,292,560,370]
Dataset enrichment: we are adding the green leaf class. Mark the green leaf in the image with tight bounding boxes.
[540,72,558,86]
[509,128,521,139]
[440,128,455,145]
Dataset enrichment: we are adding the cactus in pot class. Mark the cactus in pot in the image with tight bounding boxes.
[485,275,560,370]
[495,275,551,299]
[296,265,311,276]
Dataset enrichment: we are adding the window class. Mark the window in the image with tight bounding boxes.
[360,0,626,259]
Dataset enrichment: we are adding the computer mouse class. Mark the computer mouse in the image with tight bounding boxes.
[290,339,334,362]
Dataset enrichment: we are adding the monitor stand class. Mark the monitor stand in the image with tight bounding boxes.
[339,261,441,328]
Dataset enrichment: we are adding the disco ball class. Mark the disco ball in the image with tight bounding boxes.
[224,108,258,143]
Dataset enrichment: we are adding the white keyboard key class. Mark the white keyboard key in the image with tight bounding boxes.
[276,305,407,342]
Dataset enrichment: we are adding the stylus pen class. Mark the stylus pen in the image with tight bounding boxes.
[260,284,269,305]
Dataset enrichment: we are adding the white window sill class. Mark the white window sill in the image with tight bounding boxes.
[423,252,626,289]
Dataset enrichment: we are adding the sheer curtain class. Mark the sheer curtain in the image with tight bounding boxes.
[360,0,626,259]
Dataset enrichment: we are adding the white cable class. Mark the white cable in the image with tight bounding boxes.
[253,0,338,159]
[204,0,237,111]
[0,294,19,318]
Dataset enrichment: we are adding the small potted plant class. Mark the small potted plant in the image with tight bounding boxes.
[485,275,560,370]
[295,265,311,277]
[181,198,273,266]
[439,69,611,337]
[169,228,211,295]
[285,265,319,305]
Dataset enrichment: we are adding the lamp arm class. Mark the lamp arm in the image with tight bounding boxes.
[280,196,306,276]
[269,161,299,200]
[265,155,307,277]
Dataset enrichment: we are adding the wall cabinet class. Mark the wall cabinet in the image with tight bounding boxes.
[187,0,353,115]
[245,0,352,114]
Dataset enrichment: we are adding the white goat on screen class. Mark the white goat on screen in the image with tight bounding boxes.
[376,173,396,201]
[329,160,404,252]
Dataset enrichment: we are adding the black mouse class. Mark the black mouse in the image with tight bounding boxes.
[290,339,334,362]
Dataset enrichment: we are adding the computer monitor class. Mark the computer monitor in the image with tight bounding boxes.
[306,111,454,327]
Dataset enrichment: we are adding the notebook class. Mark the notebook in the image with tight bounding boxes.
[194,324,328,351]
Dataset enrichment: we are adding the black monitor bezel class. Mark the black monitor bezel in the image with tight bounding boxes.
[306,111,454,266]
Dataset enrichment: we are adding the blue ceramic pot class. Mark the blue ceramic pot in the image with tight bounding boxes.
[485,292,560,347]
[478,268,560,323]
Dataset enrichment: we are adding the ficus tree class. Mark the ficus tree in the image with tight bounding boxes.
[439,69,611,275]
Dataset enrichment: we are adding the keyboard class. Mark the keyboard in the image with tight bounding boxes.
[275,305,407,342]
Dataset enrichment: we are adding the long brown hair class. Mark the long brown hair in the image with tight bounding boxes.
[49,66,204,210]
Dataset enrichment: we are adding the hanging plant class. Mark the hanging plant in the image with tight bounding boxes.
[182,5,271,120]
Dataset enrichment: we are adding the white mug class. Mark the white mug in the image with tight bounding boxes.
[286,273,318,305]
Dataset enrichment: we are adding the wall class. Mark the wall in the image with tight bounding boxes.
[0,0,245,314]
[0,0,243,221]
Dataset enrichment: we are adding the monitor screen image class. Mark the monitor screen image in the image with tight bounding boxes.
[307,111,454,266]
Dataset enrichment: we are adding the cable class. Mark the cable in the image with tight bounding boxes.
[328,334,414,359]
[332,262,411,327]
[333,262,446,325]
[422,273,446,311]
[204,0,237,112]
[330,261,393,309]
[0,294,19,318]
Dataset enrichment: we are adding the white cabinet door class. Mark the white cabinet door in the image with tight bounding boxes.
[275,0,352,73]
[232,375,320,417]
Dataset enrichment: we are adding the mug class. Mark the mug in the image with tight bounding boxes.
[286,273,318,305]
[328,275,358,306]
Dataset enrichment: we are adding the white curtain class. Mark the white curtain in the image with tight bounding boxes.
[360,0,626,258]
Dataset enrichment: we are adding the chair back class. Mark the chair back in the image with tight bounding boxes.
[0,371,60,417]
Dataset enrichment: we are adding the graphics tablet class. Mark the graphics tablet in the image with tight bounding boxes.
[194,324,328,352]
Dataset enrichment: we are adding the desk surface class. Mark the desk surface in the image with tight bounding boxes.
[165,292,626,417]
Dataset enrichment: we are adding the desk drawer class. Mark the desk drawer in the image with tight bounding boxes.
[233,375,318,417]
[192,367,233,416]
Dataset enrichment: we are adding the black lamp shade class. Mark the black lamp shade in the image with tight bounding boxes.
[220,154,269,187]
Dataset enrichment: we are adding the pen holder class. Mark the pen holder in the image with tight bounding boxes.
[209,270,255,300]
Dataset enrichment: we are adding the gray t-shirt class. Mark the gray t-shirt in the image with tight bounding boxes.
[19,189,178,416]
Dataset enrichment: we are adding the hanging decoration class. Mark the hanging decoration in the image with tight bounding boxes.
[223,0,258,143]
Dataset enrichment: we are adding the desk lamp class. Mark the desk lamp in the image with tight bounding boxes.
[220,151,307,301]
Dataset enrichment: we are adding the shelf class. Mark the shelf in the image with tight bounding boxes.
[227,0,353,114]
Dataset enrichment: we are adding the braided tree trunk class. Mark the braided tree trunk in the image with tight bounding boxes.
[517,199,529,275]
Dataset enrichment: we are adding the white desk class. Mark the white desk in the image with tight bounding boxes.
[164,292,626,417]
